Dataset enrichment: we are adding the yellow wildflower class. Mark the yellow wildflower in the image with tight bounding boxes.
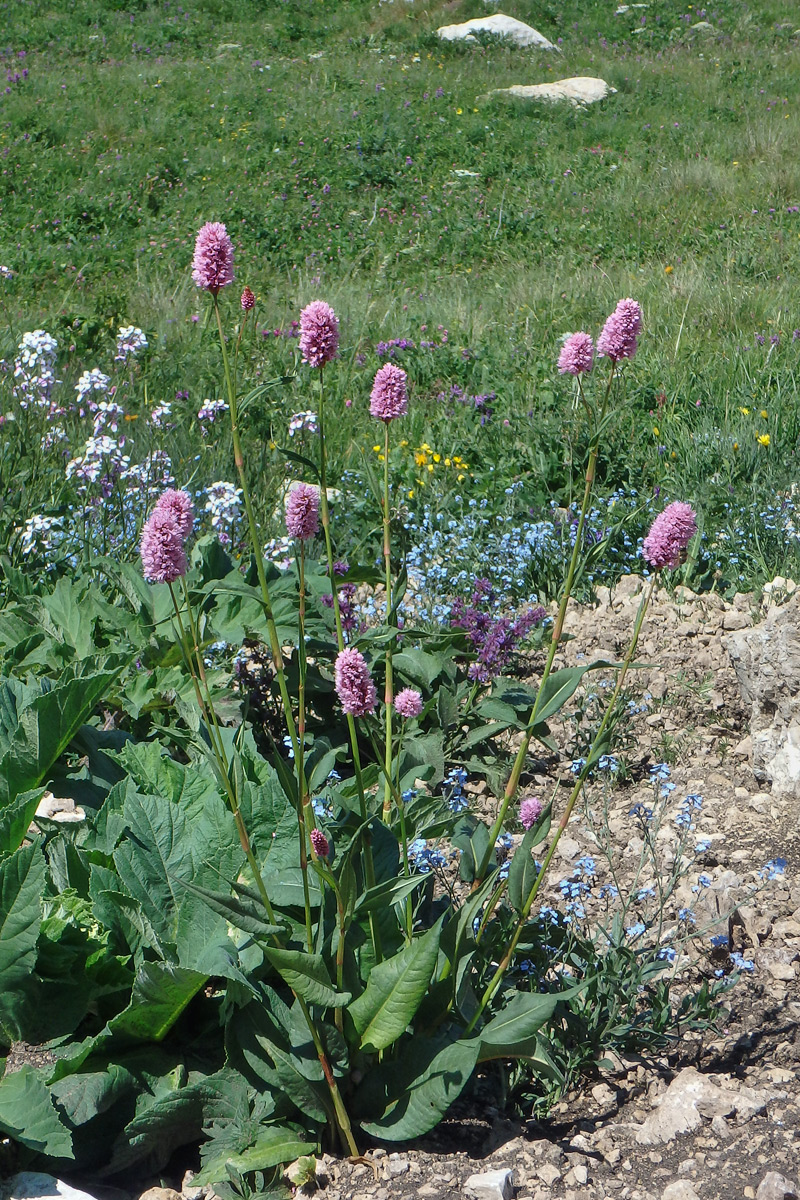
[757,432,770,447]
[739,407,750,416]
[433,453,441,463]
[759,409,768,419]
[664,265,673,275]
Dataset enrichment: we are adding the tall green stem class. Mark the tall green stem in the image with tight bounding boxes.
[295,542,314,951]
[477,362,617,883]
[466,574,656,1031]
[212,296,302,766]
[381,419,394,823]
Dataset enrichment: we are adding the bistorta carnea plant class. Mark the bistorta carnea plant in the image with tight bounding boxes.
[118,226,737,1180]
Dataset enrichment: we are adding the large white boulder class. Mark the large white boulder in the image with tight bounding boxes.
[482,76,614,107]
[437,14,556,50]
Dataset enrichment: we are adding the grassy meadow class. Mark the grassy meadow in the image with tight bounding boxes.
[2,0,800,594]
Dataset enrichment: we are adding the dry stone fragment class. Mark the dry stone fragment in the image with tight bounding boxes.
[464,1168,514,1200]
[635,1068,779,1145]
[2,1178,99,1200]
[756,1173,800,1200]
[482,77,614,107]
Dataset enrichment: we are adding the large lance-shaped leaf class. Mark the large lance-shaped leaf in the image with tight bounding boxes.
[0,842,45,1037]
[180,879,284,942]
[349,919,442,1053]
[532,661,621,726]
[263,947,350,1008]
[507,805,552,914]
[193,1126,318,1186]
[359,1033,479,1140]
[478,991,559,1061]
[0,1064,74,1157]
[0,662,127,807]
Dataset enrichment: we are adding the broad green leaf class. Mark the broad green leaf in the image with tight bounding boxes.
[263,948,349,1008]
[354,874,427,915]
[0,1064,74,1157]
[349,919,441,1053]
[451,815,491,884]
[180,879,284,942]
[359,1033,479,1140]
[0,662,127,807]
[0,843,45,1036]
[107,961,206,1044]
[193,1126,317,1186]
[0,787,45,855]
[478,991,559,1061]
[39,577,96,658]
[393,648,445,689]
[507,807,551,914]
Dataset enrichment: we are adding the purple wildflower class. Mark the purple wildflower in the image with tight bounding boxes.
[154,488,194,541]
[370,362,409,422]
[520,796,544,830]
[642,501,698,570]
[299,300,340,367]
[310,828,330,858]
[394,688,423,719]
[451,580,546,683]
[558,331,595,376]
[596,298,643,361]
[191,222,234,294]
[334,648,377,716]
[140,509,187,584]
[285,482,320,541]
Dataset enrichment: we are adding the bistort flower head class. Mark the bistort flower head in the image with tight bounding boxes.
[140,509,187,584]
[191,222,234,294]
[285,482,320,541]
[520,796,544,830]
[154,488,194,541]
[240,286,255,311]
[642,501,698,571]
[394,688,423,719]
[370,362,409,421]
[558,332,595,376]
[310,828,330,859]
[334,648,377,717]
[299,300,340,367]
[597,298,643,362]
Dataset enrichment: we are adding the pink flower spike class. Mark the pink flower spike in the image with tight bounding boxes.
[394,688,423,719]
[285,482,320,541]
[597,298,643,362]
[520,796,544,830]
[191,222,234,295]
[240,286,255,311]
[558,332,595,376]
[334,648,377,717]
[154,488,194,541]
[310,828,330,859]
[642,501,698,571]
[140,509,187,584]
[370,362,409,421]
[299,300,340,367]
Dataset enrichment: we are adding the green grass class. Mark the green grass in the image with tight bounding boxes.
[2,0,800,591]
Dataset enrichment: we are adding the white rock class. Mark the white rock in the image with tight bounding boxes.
[635,1068,780,1145]
[662,1183,702,1200]
[465,1169,514,1200]
[437,14,556,49]
[2,1176,100,1200]
[34,792,86,824]
[756,1173,800,1200]
[483,76,614,107]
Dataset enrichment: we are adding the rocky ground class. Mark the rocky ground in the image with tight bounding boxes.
[5,580,799,1200]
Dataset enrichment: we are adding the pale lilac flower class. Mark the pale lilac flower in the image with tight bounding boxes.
[299,300,340,367]
[192,221,234,294]
[13,330,58,409]
[370,362,408,421]
[150,402,173,429]
[520,796,544,830]
[310,828,330,858]
[558,332,595,376]
[285,482,320,541]
[597,298,643,361]
[140,509,187,583]
[288,410,318,437]
[205,481,242,546]
[197,397,228,432]
[75,368,110,413]
[394,688,423,718]
[154,488,194,541]
[334,648,377,717]
[642,501,698,570]
[115,325,148,362]
[93,400,125,434]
